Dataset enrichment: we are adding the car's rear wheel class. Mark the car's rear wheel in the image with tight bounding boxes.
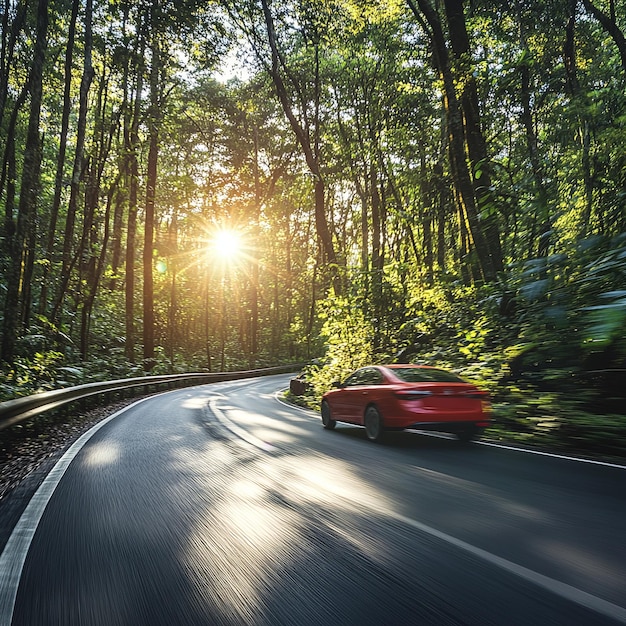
[364,406,384,442]
[321,400,336,430]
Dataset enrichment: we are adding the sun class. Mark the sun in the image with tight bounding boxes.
[204,225,252,275]
[210,228,243,261]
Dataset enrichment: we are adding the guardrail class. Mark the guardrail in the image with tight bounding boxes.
[0,364,304,432]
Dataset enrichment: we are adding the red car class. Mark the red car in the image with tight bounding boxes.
[321,364,491,442]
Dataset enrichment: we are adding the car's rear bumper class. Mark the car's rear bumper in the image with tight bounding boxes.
[401,420,491,434]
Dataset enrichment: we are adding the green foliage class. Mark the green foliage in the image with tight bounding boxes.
[302,238,626,457]
[305,296,375,400]
[491,390,626,457]
[0,352,66,400]
[510,233,626,378]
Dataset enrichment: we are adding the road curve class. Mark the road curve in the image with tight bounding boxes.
[1,373,625,625]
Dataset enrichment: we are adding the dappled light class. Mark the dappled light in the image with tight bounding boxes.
[175,398,626,622]
[225,407,310,444]
[2,0,626,615]
[83,442,120,467]
[182,397,213,409]
[181,446,399,622]
[3,0,626,623]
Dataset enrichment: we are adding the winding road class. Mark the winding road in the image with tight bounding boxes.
[1,373,625,625]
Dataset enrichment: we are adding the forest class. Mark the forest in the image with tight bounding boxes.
[1,0,625,454]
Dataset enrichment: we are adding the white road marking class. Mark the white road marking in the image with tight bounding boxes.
[273,390,318,414]
[274,389,626,621]
[379,506,626,624]
[2,385,624,625]
[208,397,277,453]
[475,440,626,469]
[0,383,259,625]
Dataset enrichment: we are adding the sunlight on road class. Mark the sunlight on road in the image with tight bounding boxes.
[178,440,396,623]
[163,386,626,624]
[227,407,310,444]
[83,442,120,467]
[536,538,625,596]
[182,397,212,409]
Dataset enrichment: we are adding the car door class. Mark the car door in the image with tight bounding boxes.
[342,368,384,424]
[332,369,368,423]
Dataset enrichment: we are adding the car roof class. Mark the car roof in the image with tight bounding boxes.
[349,365,441,373]
[382,364,439,370]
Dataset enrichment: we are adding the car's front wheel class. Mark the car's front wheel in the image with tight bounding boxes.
[364,406,384,442]
[321,400,336,430]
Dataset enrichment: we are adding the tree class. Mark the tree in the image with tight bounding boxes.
[1,0,48,362]
[124,13,146,363]
[143,0,162,368]
[407,0,503,282]
[51,0,95,323]
[39,0,80,315]
[582,0,626,72]
[227,0,343,294]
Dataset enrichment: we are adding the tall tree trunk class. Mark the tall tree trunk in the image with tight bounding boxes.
[80,174,116,359]
[167,211,178,369]
[0,0,11,122]
[220,271,227,370]
[204,279,212,371]
[1,0,48,362]
[125,31,145,363]
[582,0,626,72]
[419,149,434,283]
[19,184,38,329]
[108,4,130,292]
[259,0,341,294]
[443,0,503,276]
[143,2,161,368]
[370,164,384,348]
[564,0,594,236]
[436,195,446,271]
[79,51,114,359]
[408,0,496,281]
[39,0,79,315]
[0,0,26,128]
[249,125,261,368]
[109,184,125,288]
[518,16,551,257]
[2,133,16,246]
[51,0,94,323]
[0,79,29,234]
[334,97,370,287]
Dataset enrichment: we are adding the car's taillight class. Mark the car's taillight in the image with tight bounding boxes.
[394,390,433,400]
[463,391,489,399]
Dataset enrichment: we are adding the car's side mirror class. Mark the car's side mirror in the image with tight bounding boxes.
[331,381,344,389]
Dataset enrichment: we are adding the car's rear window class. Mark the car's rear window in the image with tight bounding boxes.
[389,367,464,383]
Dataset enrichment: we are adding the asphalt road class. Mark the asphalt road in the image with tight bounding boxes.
[1,373,625,625]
